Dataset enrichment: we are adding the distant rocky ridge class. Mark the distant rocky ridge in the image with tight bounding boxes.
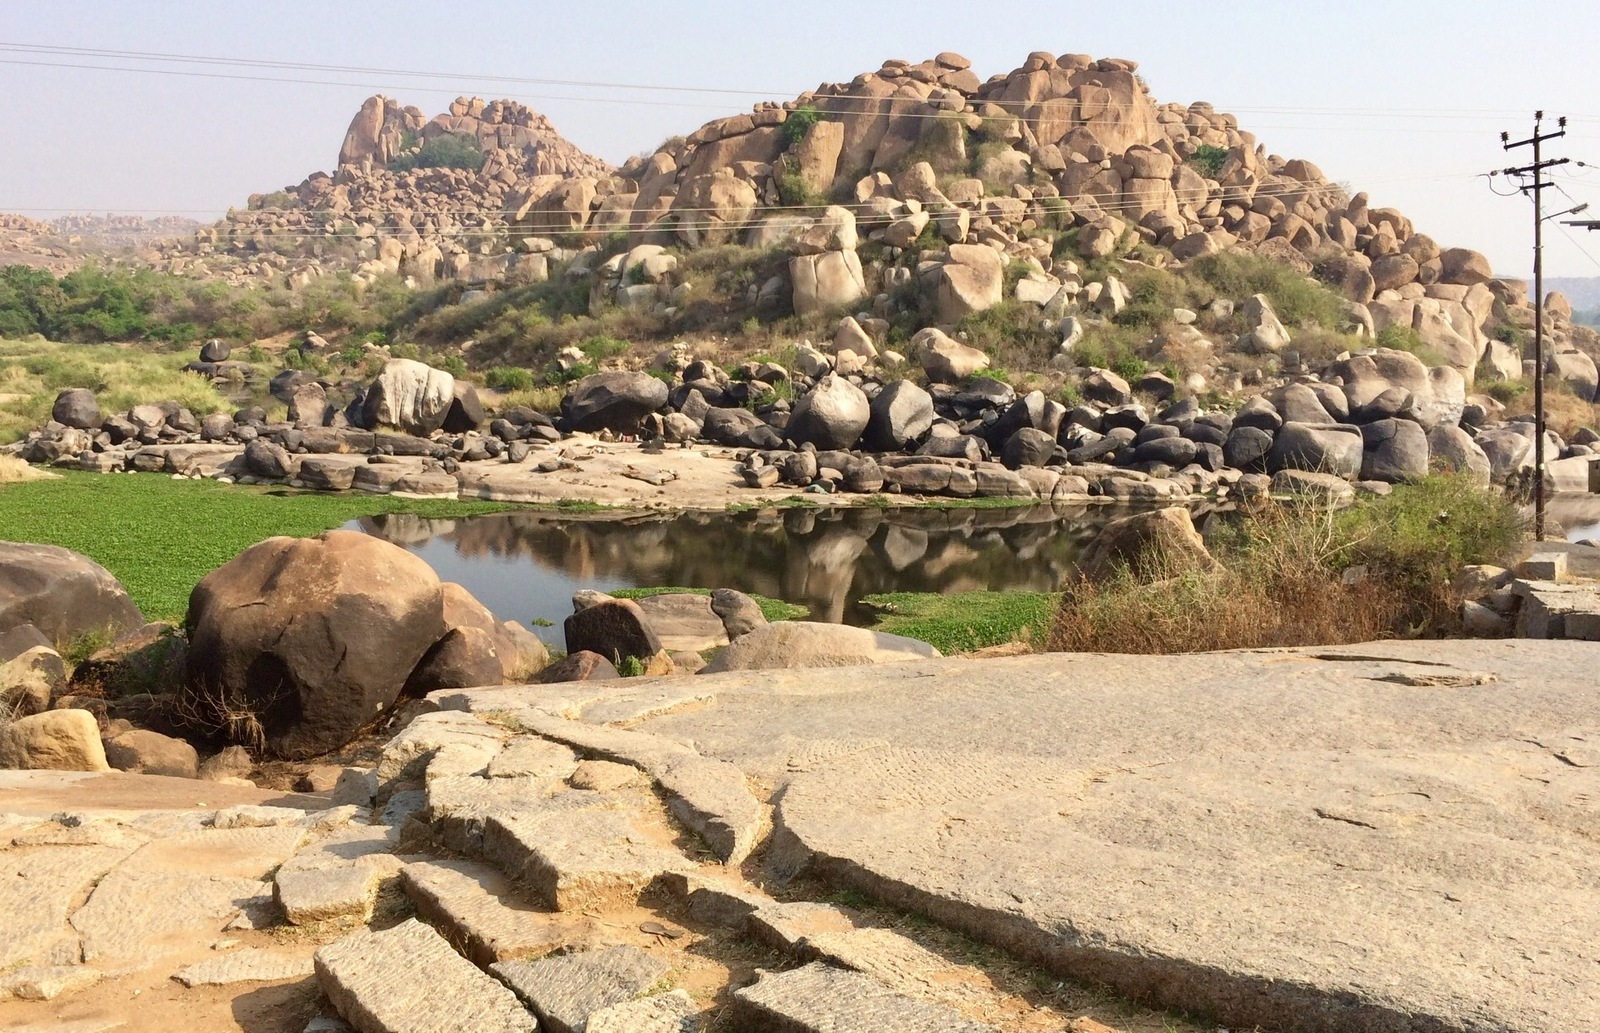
[0,213,200,272]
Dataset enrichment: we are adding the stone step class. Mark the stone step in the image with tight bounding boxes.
[314,918,534,1033]
[481,800,689,912]
[490,945,672,1033]
[399,859,599,968]
[174,947,313,987]
[731,961,996,1032]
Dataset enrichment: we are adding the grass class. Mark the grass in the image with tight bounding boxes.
[0,472,517,621]
[0,338,242,442]
[610,585,808,623]
[861,591,1058,655]
[1050,474,1524,653]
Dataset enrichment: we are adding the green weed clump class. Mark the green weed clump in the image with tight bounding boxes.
[1187,251,1346,331]
[1050,474,1524,653]
[389,131,485,173]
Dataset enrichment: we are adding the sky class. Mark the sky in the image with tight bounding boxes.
[3,0,1599,279]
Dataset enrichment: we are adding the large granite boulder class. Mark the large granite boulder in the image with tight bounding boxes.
[563,371,669,433]
[1268,423,1364,480]
[361,359,456,436]
[701,407,783,449]
[0,542,144,646]
[51,388,101,430]
[1325,349,1464,430]
[787,373,870,450]
[863,380,934,452]
[182,530,447,759]
[0,710,109,771]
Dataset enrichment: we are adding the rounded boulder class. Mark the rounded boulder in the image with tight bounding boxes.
[0,542,144,646]
[787,373,870,451]
[182,530,447,759]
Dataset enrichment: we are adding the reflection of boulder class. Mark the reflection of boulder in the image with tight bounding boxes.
[881,526,929,571]
[364,514,456,546]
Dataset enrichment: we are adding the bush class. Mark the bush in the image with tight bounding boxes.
[1188,251,1346,331]
[1374,323,1444,365]
[486,366,535,392]
[1187,145,1229,178]
[780,105,823,147]
[389,131,485,173]
[1050,475,1523,653]
[436,355,468,377]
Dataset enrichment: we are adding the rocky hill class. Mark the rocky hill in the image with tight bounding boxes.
[0,213,199,272]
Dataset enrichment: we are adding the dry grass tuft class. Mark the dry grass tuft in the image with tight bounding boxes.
[1051,475,1525,654]
[0,454,55,483]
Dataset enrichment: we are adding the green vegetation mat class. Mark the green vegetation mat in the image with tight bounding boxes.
[0,472,514,622]
[859,590,1059,655]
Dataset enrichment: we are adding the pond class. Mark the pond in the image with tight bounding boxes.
[345,502,1231,645]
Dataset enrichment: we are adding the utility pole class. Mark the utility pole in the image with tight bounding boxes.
[1502,112,1569,541]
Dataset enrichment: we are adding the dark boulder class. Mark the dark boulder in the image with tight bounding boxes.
[0,542,144,646]
[563,371,669,433]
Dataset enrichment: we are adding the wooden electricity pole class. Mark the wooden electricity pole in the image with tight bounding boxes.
[1502,112,1569,541]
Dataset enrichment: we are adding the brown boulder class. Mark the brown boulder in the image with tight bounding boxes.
[563,599,663,667]
[103,728,199,778]
[182,530,447,759]
[0,542,144,647]
[535,650,621,684]
[0,709,109,771]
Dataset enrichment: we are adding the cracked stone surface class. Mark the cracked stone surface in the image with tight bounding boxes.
[482,801,689,912]
[0,844,131,969]
[314,918,534,1033]
[610,640,1600,1033]
[732,961,996,1032]
[491,945,671,1033]
[585,989,697,1033]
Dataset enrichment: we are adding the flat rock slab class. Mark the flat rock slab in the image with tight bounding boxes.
[491,945,671,1033]
[174,947,314,986]
[487,737,579,780]
[732,962,994,1032]
[72,868,270,969]
[400,859,598,967]
[640,641,1600,1033]
[276,864,388,926]
[0,844,131,969]
[0,964,102,1000]
[482,804,689,912]
[0,769,327,818]
[315,918,534,1033]
[585,989,697,1033]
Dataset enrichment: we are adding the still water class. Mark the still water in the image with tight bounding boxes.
[345,503,1227,645]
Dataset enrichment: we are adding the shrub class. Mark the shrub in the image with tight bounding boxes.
[389,131,485,173]
[776,169,824,208]
[1188,144,1229,178]
[486,366,535,392]
[1374,323,1445,365]
[1188,251,1346,331]
[1050,475,1523,653]
[1482,379,1527,405]
[579,334,630,361]
[781,105,823,147]
[436,355,468,377]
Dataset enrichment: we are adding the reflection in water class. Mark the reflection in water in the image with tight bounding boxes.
[347,503,1232,644]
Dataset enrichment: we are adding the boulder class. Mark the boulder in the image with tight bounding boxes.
[361,359,455,436]
[536,650,621,684]
[244,439,296,479]
[182,530,447,759]
[787,373,870,450]
[912,328,989,383]
[403,627,503,696]
[103,728,199,778]
[200,338,231,362]
[1003,428,1057,469]
[441,382,486,433]
[710,589,768,640]
[1359,418,1430,483]
[704,622,939,673]
[1427,424,1492,487]
[51,388,101,430]
[1439,248,1493,286]
[936,244,1005,321]
[863,380,934,452]
[630,593,730,653]
[1325,350,1464,431]
[1082,370,1132,406]
[564,371,669,433]
[0,710,109,771]
[791,250,867,316]
[1268,423,1364,479]
[563,599,663,667]
[702,407,783,449]
[1238,294,1290,354]
[1077,507,1216,584]
[0,542,144,646]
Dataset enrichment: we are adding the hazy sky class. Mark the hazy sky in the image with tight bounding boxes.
[4,0,1599,278]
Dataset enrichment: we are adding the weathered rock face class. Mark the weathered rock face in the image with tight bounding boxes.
[0,542,144,646]
[564,599,663,666]
[787,373,870,450]
[361,359,455,436]
[935,244,1005,321]
[563,371,669,433]
[791,250,866,316]
[103,728,200,778]
[1269,423,1364,479]
[1077,506,1215,583]
[183,530,447,759]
